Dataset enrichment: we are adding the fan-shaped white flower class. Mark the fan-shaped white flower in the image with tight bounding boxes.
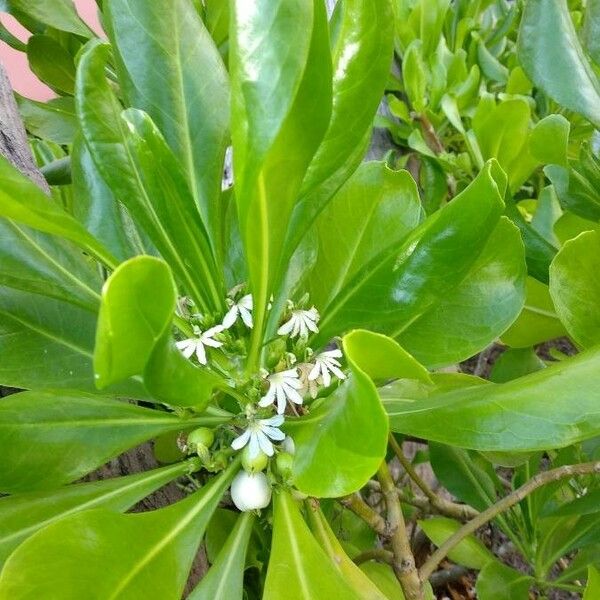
[231,414,285,458]
[222,294,253,329]
[259,368,303,414]
[175,325,225,365]
[277,307,320,338]
[308,349,346,387]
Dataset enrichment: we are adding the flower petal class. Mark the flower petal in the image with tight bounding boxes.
[195,342,207,365]
[222,306,238,329]
[262,425,285,441]
[231,429,251,450]
[277,318,295,336]
[261,414,285,427]
[256,431,274,456]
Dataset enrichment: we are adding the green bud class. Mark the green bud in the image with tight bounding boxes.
[241,446,269,473]
[187,427,214,450]
[275,452,294,478]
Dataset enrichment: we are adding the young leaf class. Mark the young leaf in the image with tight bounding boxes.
[0,461,191,566]
[16,95,78,145]
[4,0,92,36]
[0,462,238,600]
[187,512,255,600]
[518,0,600,128]
[476,561,533,600]
[285,334,388,498]
[0,391,224,493]
[94,256,176,388]
[385,345,600,451]
[27,34,76,94]
[550,230,600,348]
[263,491,363,600]
[106,0,230,244]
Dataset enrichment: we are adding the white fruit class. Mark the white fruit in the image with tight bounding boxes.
[230,471,272,511]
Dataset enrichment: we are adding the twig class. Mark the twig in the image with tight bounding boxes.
[353,548,394,566]
[429,565,470,589]
[339,493,387,537]
[419,461,600,581]
[378,461,424,600]
[396,489,478,521]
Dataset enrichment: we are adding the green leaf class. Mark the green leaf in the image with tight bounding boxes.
[0,461,191,566]
[584,0,600,66]
[550,230,600,348]
[0,219,101,311]
[16,95,78,145]
[27,34,76,94]
[308,162,422,311]
[0,462,237,599]
[188,512,255,600]
[343,329,431,384]
[476,561,532,600]
[385,346,600,451]
[263,491,362,600]
[419,517,494,569]
[528,114,570,167]
[584,566,600,600]
[106,0,230,245]
[305,504,388,600]
[0,391,223,492]
[0,155,117,268]
[490,347,546,383]
[285,335,388,498]
[230,0,332,347]
[94,256,176,388]
[501,277,566,348]
[359,562,405,600]
[518,0,600,128]
[3,0,92,36]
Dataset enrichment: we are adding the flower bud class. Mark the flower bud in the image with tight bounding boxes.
[275,452,293,479]
[230,471,272,512]
[241,446,269,473]
[187,427,214,450]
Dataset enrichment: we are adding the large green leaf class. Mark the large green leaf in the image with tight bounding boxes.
[285,334,388,497]
[0,462,237,599]
[315,162,507,355]
[3,0,92,36]
[188,512,254,600]
[106,0,230,245]
[16,95,78,145]
[230,0,332,352]
[584,0,600,66]
[76,41,222,312]
[308,162,422,311]
[27,34,76,94]
[263,491,362,600]
[550,230,600,348]
[0,391,225,493]
[518,0,600,128]
[0,461,192,566]
[0,155,117,268]
[384,346,600,451]
[94,256,176,388]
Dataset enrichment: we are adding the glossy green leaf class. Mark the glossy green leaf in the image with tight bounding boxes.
[315,163,504,344]
[0,391,225,493]
[476,561,532,600]
[501,277,566,348]
[528,114,570,167]
[359,562,405,600]
[554,212,600,245]
[106,0,230,243]
[27,34,76,94]
[230,0,332,345]
[0,155,117,268]
[584,566,600,600]
[490,347,546,383]
[285,335,388,498]
[305,504,388,600]
[16,95,78,145]
[0,219,101,311]
[263,491,362,600]
[343,329,431,384]
[0,462,237,599]
[3,0,92,36]
[584,0,600,66]
[308,162,422,311]
[518,0,600,128]
[385,346,600,451]
[550,230,600,348]
[0,461,191,566]
[94,256,176,388]
[188,512,254,600]
[419,517,494,569]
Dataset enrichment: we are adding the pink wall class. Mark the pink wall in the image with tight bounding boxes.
[0,0,103,100]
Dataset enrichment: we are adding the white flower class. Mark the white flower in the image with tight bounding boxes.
[230,471,271,511]
[222,294,253,329]
[259,368,303,414]
[231,414,285,457]
[175,325,225,365]
[297,362,320,399]
[309,349,346,387]
[277,307,320,338]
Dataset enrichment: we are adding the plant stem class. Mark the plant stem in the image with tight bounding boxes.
[353,548,394,566]
[339,493,387,537]
[378,461,424,600]
[388,435,478,521]
[419,461,600,581]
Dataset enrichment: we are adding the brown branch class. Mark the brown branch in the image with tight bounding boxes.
[419,461,600,582]
[339,492,387,537]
